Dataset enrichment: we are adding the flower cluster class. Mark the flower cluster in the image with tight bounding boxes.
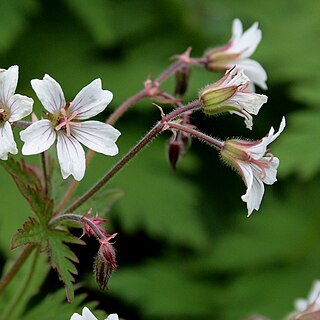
[0,67,120,181]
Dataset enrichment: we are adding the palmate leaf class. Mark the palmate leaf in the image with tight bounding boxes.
[24,288,106,320]
[11,218,85,303]
[0,157,54,224]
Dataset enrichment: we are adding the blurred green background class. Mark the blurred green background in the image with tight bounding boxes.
[1,0,320,319]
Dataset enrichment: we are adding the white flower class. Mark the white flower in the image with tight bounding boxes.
[295,280,320,313]
[0,65,33,160]
[70,307,118,320]
[205,18,267,90]
[20,75,120,181]
[200,68,267,129]
[220,117,285,216]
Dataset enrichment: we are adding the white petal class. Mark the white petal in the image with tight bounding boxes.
[70,313,83,320]
[308,281,320,305]
[234,59,267,90]
[228,91,268,115]
[0,122,18,160]
[234,22,261,58]
[261,157,279,185]
[0,65,18,104]
[82,307,98,320]
[294,298,308,312]
[266,116,286,144]
[31,74,66,114]
[20,119,56,155]
[71,121,120,156]
[231,18,243,43]
[106,314,119,320]
[57,133,85,181]
[7,94,33,122]
[70,79,113,120]
[239,162,264,216]
[70,307,98,320]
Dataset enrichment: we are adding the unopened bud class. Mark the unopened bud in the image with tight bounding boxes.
[204,47,240,72]
[168,138,184,170]
[174,66,191,98]
[94,235,117,290]
[200,84,237,116]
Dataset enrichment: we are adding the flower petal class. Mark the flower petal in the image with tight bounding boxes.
[239,162,264,216]
[0,65,18,105]
[31,74,66,114]
[106,314,119,320]
[233,22,261,58]
[57,133,85,181]
[71,121,120,156]
[261,156,279,185]
[70,79,113,120]
[231,18,243,43]
[233,59,267,90]
[70,307,98,320]
[8,94,33,122]
[20,119,56,155]
[0,122,18,160]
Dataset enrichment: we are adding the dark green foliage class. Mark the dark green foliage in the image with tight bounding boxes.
[0,0,320,319]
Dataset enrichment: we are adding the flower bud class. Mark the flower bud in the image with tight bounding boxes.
[94,235,117,290]
[174,66,191,98]
[199,68,267,130]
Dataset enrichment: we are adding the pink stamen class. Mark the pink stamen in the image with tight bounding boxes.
[249,157,271,180]
[55,108,80,137]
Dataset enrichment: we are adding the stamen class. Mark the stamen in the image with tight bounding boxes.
[55,108,79,137]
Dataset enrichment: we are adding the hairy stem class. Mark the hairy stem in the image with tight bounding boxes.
[0,245,35,295]
[167,122,224,150]
[41,152,50,196]
[50,213,106,240]
[54,52,201,214]
[62,101,202,214]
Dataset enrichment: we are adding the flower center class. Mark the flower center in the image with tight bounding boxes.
[55,107,80,137]
[249,155,273,179]
[0,104,10,123]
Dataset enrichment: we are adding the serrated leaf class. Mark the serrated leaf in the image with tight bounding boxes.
[11,214,85,302]
[11,217,44,248]
[0,157,54,224]
[47,230,85,302]
[24,288,105,320]
[272,110,320,180]
[0,157,42,189]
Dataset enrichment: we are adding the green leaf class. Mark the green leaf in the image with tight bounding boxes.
[11,216,85,302]
[24,289,106,320]
[0,250,49,320]
[0,0,38,53]
[272,110,320,180]
[11,217,44,248]
[0,157,54,224]
[77,187,124,216]
[109,259,216,318]
[47,230,85,303]
[0,157,42,189]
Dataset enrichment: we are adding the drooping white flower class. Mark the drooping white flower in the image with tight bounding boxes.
[70,307,118,320]
[286,281,320,320]
[205,18,267,90]
[295,281,320,313]
[20,75,120,181]
[0,65,33,160]
[220,117,285,216]
[200,68,267,129]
